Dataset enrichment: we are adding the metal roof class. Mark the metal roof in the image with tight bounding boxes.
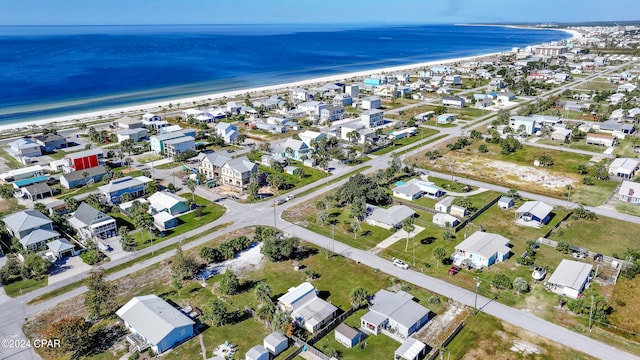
[368,205,415,227]
[116,295,194,346]
[20,229,59,247]
[548,259,593,290]
[369,290,429,329]
[395,338,426,360]
[3,210,52,233]
[47,238,75,253]
[515,201,553,220]
[70,202,112,227]
[454,232,511,259]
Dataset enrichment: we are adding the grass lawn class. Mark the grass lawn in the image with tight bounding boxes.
[614,138,640,158]
[535,138,609,154]
[3,277,48,297]
[294,166,371,199]
[445,312,595,360]
[396,134,448,156]
[371,128,439,155]
[615,201,640,217]
[258,160,327,195]
[548,215,640,257]
[575,81,617,91]
[155,161,183,170]
[0,198,26,217]
[0,149,23,169]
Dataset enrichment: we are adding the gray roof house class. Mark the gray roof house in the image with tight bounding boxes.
[547,259,593,299]
[2,210,53,241]
[245,345,269,360]
[393,184,422,201]
[263,332,288,356]
[198,152,232,179]
[67,202,117,241]
[497,196,515,210]
[278,282,338,333]
[116,295,195,354]
[394,338,428,360]
[60,166,107,189]
[453,232,511,268]
[20,228,60,251]
[220,156,259,192]
[609,158,639,179]
[366,205,415,230]
[515,201,553,227]
[335,323,363,348]
[361,289,430,338]
[47,238,76,259]
[33,134,67,152]
[618,180,640,204]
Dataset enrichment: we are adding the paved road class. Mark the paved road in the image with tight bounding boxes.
[2,61,638,360]
[525,139,615,158]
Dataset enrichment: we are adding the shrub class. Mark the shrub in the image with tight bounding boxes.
[492,274,512,290]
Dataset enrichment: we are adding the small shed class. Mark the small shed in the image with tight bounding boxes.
[284,166,300,175]
[263,332,288,356]
[450,204,468,218]
[497,196,515,210]
[47,238,76,259]
[245,345,269,360]
[335,323,363,348]
[433,213,459,228]
[394,338,427,360]
[153,212,178,231]
[434,196,454,213]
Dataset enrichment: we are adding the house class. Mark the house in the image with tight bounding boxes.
[345,84,359,98]
[444,74,462,85]
[563,101,588,112]
[433,213,459,228]
[47,238,77,259]
[361,289,430,338]
[361,109,384,128]
[551,128,572,142]
[408,179,444,199]
[163,136,195,158]
[117,128,148,143]
[609,158,639,179]
[150,131,193,153]
[19,228,60,252]
[117,116,143,129]
[434,196,454,213]
[297,101,326,117]
[389,127,417,140]
[609,93,626,105]
[199,152,232,179]
[98,176,151,204]
[509,116,538,135]
[335,323,363,348]
[515,200,553,227]
[220,156,258,192]
[497,196,515,210]
[12,175,48,190]
[142,113,162,122]
[281,138,309,160]
[618,83,637,93]
[148,191,189,215]
[393,184,422,201]
[442,96,465,108]
[45,200,68,216]
[215,123,238,144]
[284,166,300,175]
[320,105,346,122]
[34,134,67,152]
[64,148,105,173]
[153,212,178,231]
[453,232,511,268]
[116,295,195,354]
[21,183,53,201]
[547,259,593,299]
[586,133,616,147]
[394,338,427,360]
[277,282,338,333]
[450,204,467,217]
[263,332,288,356]
[60,166,107,189]
[9,138,42,159]
[361,96,381,110]
[618,180,640,204]
[255,121,286,134]
[0,165,45,182]
[497,91,516,103]
[366,205,415,230]
[245,345,269,360]
[298,130,326,148]
[2,210,53,242]
[68,202,117,240]
[436,113,455,124]
[333,94,353,106]
[291,88,311,102]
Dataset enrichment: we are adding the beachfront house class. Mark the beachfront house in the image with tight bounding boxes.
[33,134,67,152]
[117,295,195,354]
[117,116,143,129]
[9,138,42,160]
[453,232,511,268]
[67,202,117,241]
[277,282,338,333]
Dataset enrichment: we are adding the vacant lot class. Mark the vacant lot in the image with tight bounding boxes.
[548,216,640,257]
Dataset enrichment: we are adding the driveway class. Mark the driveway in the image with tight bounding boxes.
[47,256,92,285]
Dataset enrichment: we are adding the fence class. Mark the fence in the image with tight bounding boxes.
[426,321,466,360]
[542,211,574,239]
[453,195,501,233]
[392,199,438,214]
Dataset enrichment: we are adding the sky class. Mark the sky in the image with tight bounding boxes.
[1,0,639,26]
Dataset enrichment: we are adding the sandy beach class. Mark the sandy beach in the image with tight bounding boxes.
[0,26,578,135]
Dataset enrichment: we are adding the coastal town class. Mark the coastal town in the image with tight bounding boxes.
[3,23,640,360]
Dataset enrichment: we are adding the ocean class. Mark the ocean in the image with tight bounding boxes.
[0,24,568,124]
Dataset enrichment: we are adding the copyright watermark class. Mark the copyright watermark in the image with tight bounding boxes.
[0,338,61,349]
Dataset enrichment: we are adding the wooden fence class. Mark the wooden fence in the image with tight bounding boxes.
[427,321,466,360]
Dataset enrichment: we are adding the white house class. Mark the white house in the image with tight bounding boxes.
[366,205,415,229]
[67,202,117,241]
[360,289,430,338]
[215,122,238,144]
[515,200,553,227]
[497,196,515,210]
[361,96,381,110]
[608,158,639,179]
[298,130,326,148]
[434,196,454,213]
[442,96,465,108]
[277,282,337,333]
[393,184,422,201]
[394,338,427,360]
[433,213,459,228]
[453,232,511,268]
[547,259,593,299]
[618,180,640,204]
[245,345,269,360]
[263,332,288,356]
[116,295,195,354]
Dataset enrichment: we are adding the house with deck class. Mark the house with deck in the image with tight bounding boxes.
[68,202,117,241]
[277,282,338,333]
[98,176,151,204]
[199,152,232,179]
[515,200,553,227]
[360,289,430,339]
[34,134,67,152]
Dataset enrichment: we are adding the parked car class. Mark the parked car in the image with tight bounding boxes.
[275,198,286,205]
[393,257,409,269]
[448,265,461,275]
[286,194,295,201]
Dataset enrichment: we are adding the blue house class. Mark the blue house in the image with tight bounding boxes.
[515,201,553,227]
[116,295,195,354]
[364,78,382,87]
[98,176,151,204]
[60,166,107,189]
[280,138,309,161]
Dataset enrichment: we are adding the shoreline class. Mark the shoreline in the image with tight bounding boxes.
[0,26,577,134]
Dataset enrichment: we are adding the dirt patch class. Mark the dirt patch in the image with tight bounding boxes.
[510,339,545,355]
[416,302,469,346]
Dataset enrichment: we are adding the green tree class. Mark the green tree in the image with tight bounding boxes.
[84,269,118,320]
[538,154,554,167]
[33,202,48,215]
[593,164,609,180]
[492,274,512,290]
[576,163,588,174]
[171,245,200,280]
[350,219,361,239]
[271,310,292,334]
[186,178,197,202]
[23,253,51,278]
[219,269,240,295]
[0,184,14,199]
[402,217,415,251]
[262,236,299,262]
[478,144,488,153]
[442,230,454,241]
[513,277,530,294]
[42,317,91,358]
[317,211,328,227]
[350,196,366,221]
[557,240,572,254]
[145,180,159,195]
[349,287,370,309]
[433,247,447,267]
[254,281,272,305]
[202,298,231,327]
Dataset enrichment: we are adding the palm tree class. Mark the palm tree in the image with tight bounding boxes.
[433,247,446,268]
[315,200,328,211]
[349,287,370,309]
[402,217,415,251]
[186,178,196,202]
[351,219,361,239]
[82,171,90,187]
[285,147,294,159]
[254,282,272,305]
[317,211,327,227]
[124,157,133,173]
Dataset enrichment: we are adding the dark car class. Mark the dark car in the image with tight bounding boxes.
[448,265,461,275]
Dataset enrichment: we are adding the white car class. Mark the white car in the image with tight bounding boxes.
[532,266,546,281]
[286,194,295,201]
[393,258,409,269]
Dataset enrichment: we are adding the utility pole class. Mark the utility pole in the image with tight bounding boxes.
[589,295,595,332]
[474,277,481,313]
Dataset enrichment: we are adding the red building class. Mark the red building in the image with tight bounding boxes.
[64,148,105,173]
